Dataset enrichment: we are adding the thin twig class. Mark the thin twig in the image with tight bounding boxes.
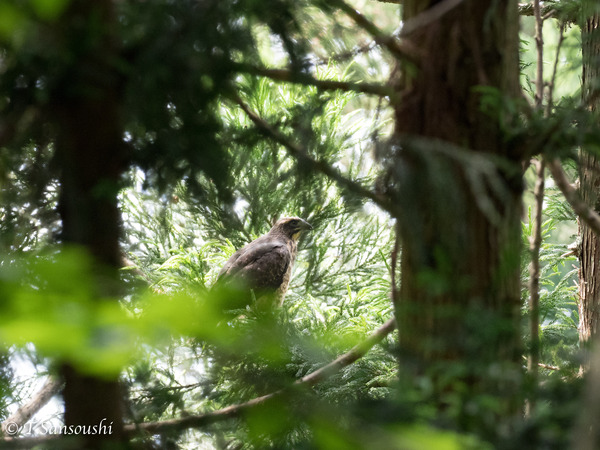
[546,24,566,116]
[526,158,545,416]
[533,0,544,108]
[391,222,400,310]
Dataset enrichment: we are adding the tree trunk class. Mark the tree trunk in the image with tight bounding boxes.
[574,7,600,448]
[391,0,523,426]
[51,1,127,447]
[579,2,600,358]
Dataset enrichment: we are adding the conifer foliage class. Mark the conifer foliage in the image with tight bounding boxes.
[0,0,598,449]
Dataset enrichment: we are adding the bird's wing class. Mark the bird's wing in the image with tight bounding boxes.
[216,239,291,291]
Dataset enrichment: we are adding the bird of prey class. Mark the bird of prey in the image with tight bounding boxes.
[213,217,312,310]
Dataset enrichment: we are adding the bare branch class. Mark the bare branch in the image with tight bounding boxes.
[331,0,421,62]
[547,158,600,237]
[0,435,51,449]
[526,158,545,416]
[539,362,561,371]
[1,319,396,445]
[533,0,544,109]
[313,41,377,67]
[391,222,400,310]
[231,94,400,217]
[298,318,397,386]
[546,24,566,115]
[1,377,62,435]
[126,318,396,435]
[234,64,396,100]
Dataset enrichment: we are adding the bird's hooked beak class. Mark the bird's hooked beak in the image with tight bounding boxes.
[299,219,313,231]
[291,218,312,241]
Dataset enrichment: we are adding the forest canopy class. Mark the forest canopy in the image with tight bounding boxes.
[0,0,600,449]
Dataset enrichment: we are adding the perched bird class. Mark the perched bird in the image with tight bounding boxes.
[213,217,312,310]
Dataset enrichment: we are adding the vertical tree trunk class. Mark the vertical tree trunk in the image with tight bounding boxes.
[52,1,126,446]
[575,6,600,448]
[579,2,600,357]
[392,0,522,426]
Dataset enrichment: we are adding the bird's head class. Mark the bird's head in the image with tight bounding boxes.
[271,217,313,241]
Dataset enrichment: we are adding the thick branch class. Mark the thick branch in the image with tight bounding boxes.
[1,378,62,435]
[234,64,396,100]
[232,95,400,217]
[547,158,600,236]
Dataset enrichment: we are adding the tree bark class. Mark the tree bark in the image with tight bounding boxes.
[579,3,600,358]
[573,7,600,448]
[51,1,127,446]
[391,0,523,425]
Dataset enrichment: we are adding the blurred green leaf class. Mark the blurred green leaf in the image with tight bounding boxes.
[0,4,28,40]
[29,0,71,21]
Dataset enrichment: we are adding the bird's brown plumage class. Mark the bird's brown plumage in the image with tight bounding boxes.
[214,217,312,309]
